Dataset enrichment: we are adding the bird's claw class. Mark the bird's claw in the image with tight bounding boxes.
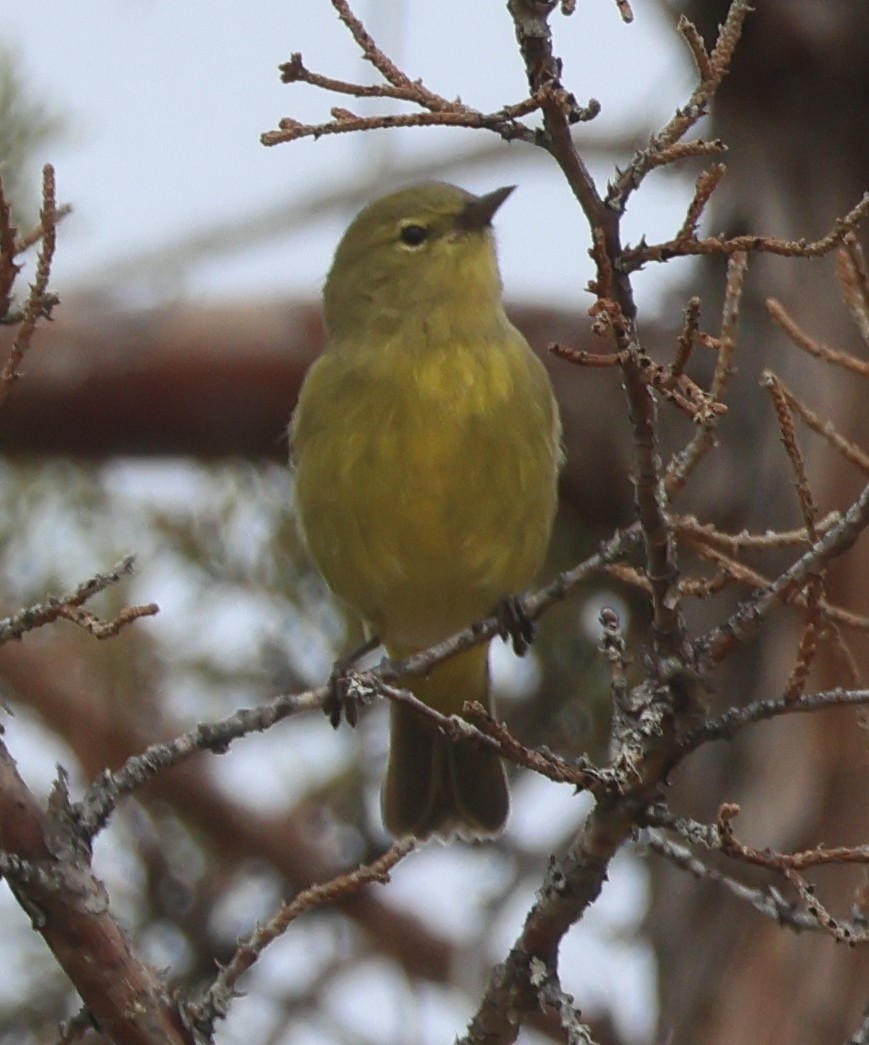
[497,594,535,656]
[324,634,381,728]
[325,667,360,729]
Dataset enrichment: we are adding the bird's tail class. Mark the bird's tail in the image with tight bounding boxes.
[381,643,509,841]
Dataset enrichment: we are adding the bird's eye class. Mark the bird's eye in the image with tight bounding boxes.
[399,224,428,248]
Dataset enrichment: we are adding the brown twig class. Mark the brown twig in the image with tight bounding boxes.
[0,166,60,409]
[672,295,701,378]
[716,805,868,944]
[606,4,750,212]
[613,0,634,24]
[191,840,415,1036]
[666,252,746,498]
[762,370,828,699]
[837,233,869,348]
[263,99,542,146]
[765,378,818,533]
[622,192,869,272]
[464,701,610,792]
[645,832,827,934]
[55,601,160,640]
[762,370,869,474]
[371,677,611,794]
[680,687,869,756]
[0,557,158,646]
[690,539,869,632]
[644,358,728,424]
[674,162,728,244]
[549,342,623,367]
[647,827,869,946]
[261,0,563,147]
[0,176,19,321]
[675,512,840,554]
[767,297,869,378]
[697,477,869,664]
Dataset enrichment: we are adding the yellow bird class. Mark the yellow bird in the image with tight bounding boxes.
[291,182,562,840]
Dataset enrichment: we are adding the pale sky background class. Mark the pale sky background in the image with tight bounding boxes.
[0,4,700,1042]
[4,0,694,314]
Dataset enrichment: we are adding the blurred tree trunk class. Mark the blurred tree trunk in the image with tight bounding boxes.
[649,4,869,1043]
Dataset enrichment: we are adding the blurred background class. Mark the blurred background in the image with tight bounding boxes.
[0,2,867,1043]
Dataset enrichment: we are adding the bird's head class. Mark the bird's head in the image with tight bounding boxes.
[323,182,515,342]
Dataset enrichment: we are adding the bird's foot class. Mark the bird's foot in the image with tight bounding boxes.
[496,594,535,657]
[325,669,358,729]
[324,634,380,729]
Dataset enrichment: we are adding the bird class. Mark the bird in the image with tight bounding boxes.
[291,182,562,840]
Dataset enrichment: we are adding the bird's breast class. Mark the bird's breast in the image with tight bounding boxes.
[294,331,559,643]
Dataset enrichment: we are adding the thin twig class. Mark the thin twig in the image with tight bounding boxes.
[674,163,727,243]
[767,297,869,379]
[0,175,19,321]
[761,369,824,699]
[672,296,701,379]
[838,234,869,348]
[190,840,415,1036]
[0,557,158,646]
[697,477,869,663]
[666,252,746,497]
[646,832,826,933]
[675,512,840,554]
[691,539,869,632]
[0,165,59,408]
[679,688,869,756]
[622,192,869,272]
[606,3,750,211]
[763,372,869,474]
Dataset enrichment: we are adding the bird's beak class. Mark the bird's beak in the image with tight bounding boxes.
[457,185,516,231]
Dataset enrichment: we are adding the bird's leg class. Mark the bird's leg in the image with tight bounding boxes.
[496,594,535,657]
[325,633,381,729]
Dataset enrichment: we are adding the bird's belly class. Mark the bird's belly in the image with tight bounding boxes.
[299,402,553,646]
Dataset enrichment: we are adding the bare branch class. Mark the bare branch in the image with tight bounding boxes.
[761,367,869,474]
[646,832,827,933]
[623,192,869,271]
[838,234,869,347]
[647,808,869,944]
[767,297,869,379]
[679,688,869,756]
[666,253,746,498]
[0,557,157,646]
[606,3,750,211]
[0,165,61,408]
[190,840,415,1038]
[697,478,869,663]
[76,684,326,837]
[262,0,558,147]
